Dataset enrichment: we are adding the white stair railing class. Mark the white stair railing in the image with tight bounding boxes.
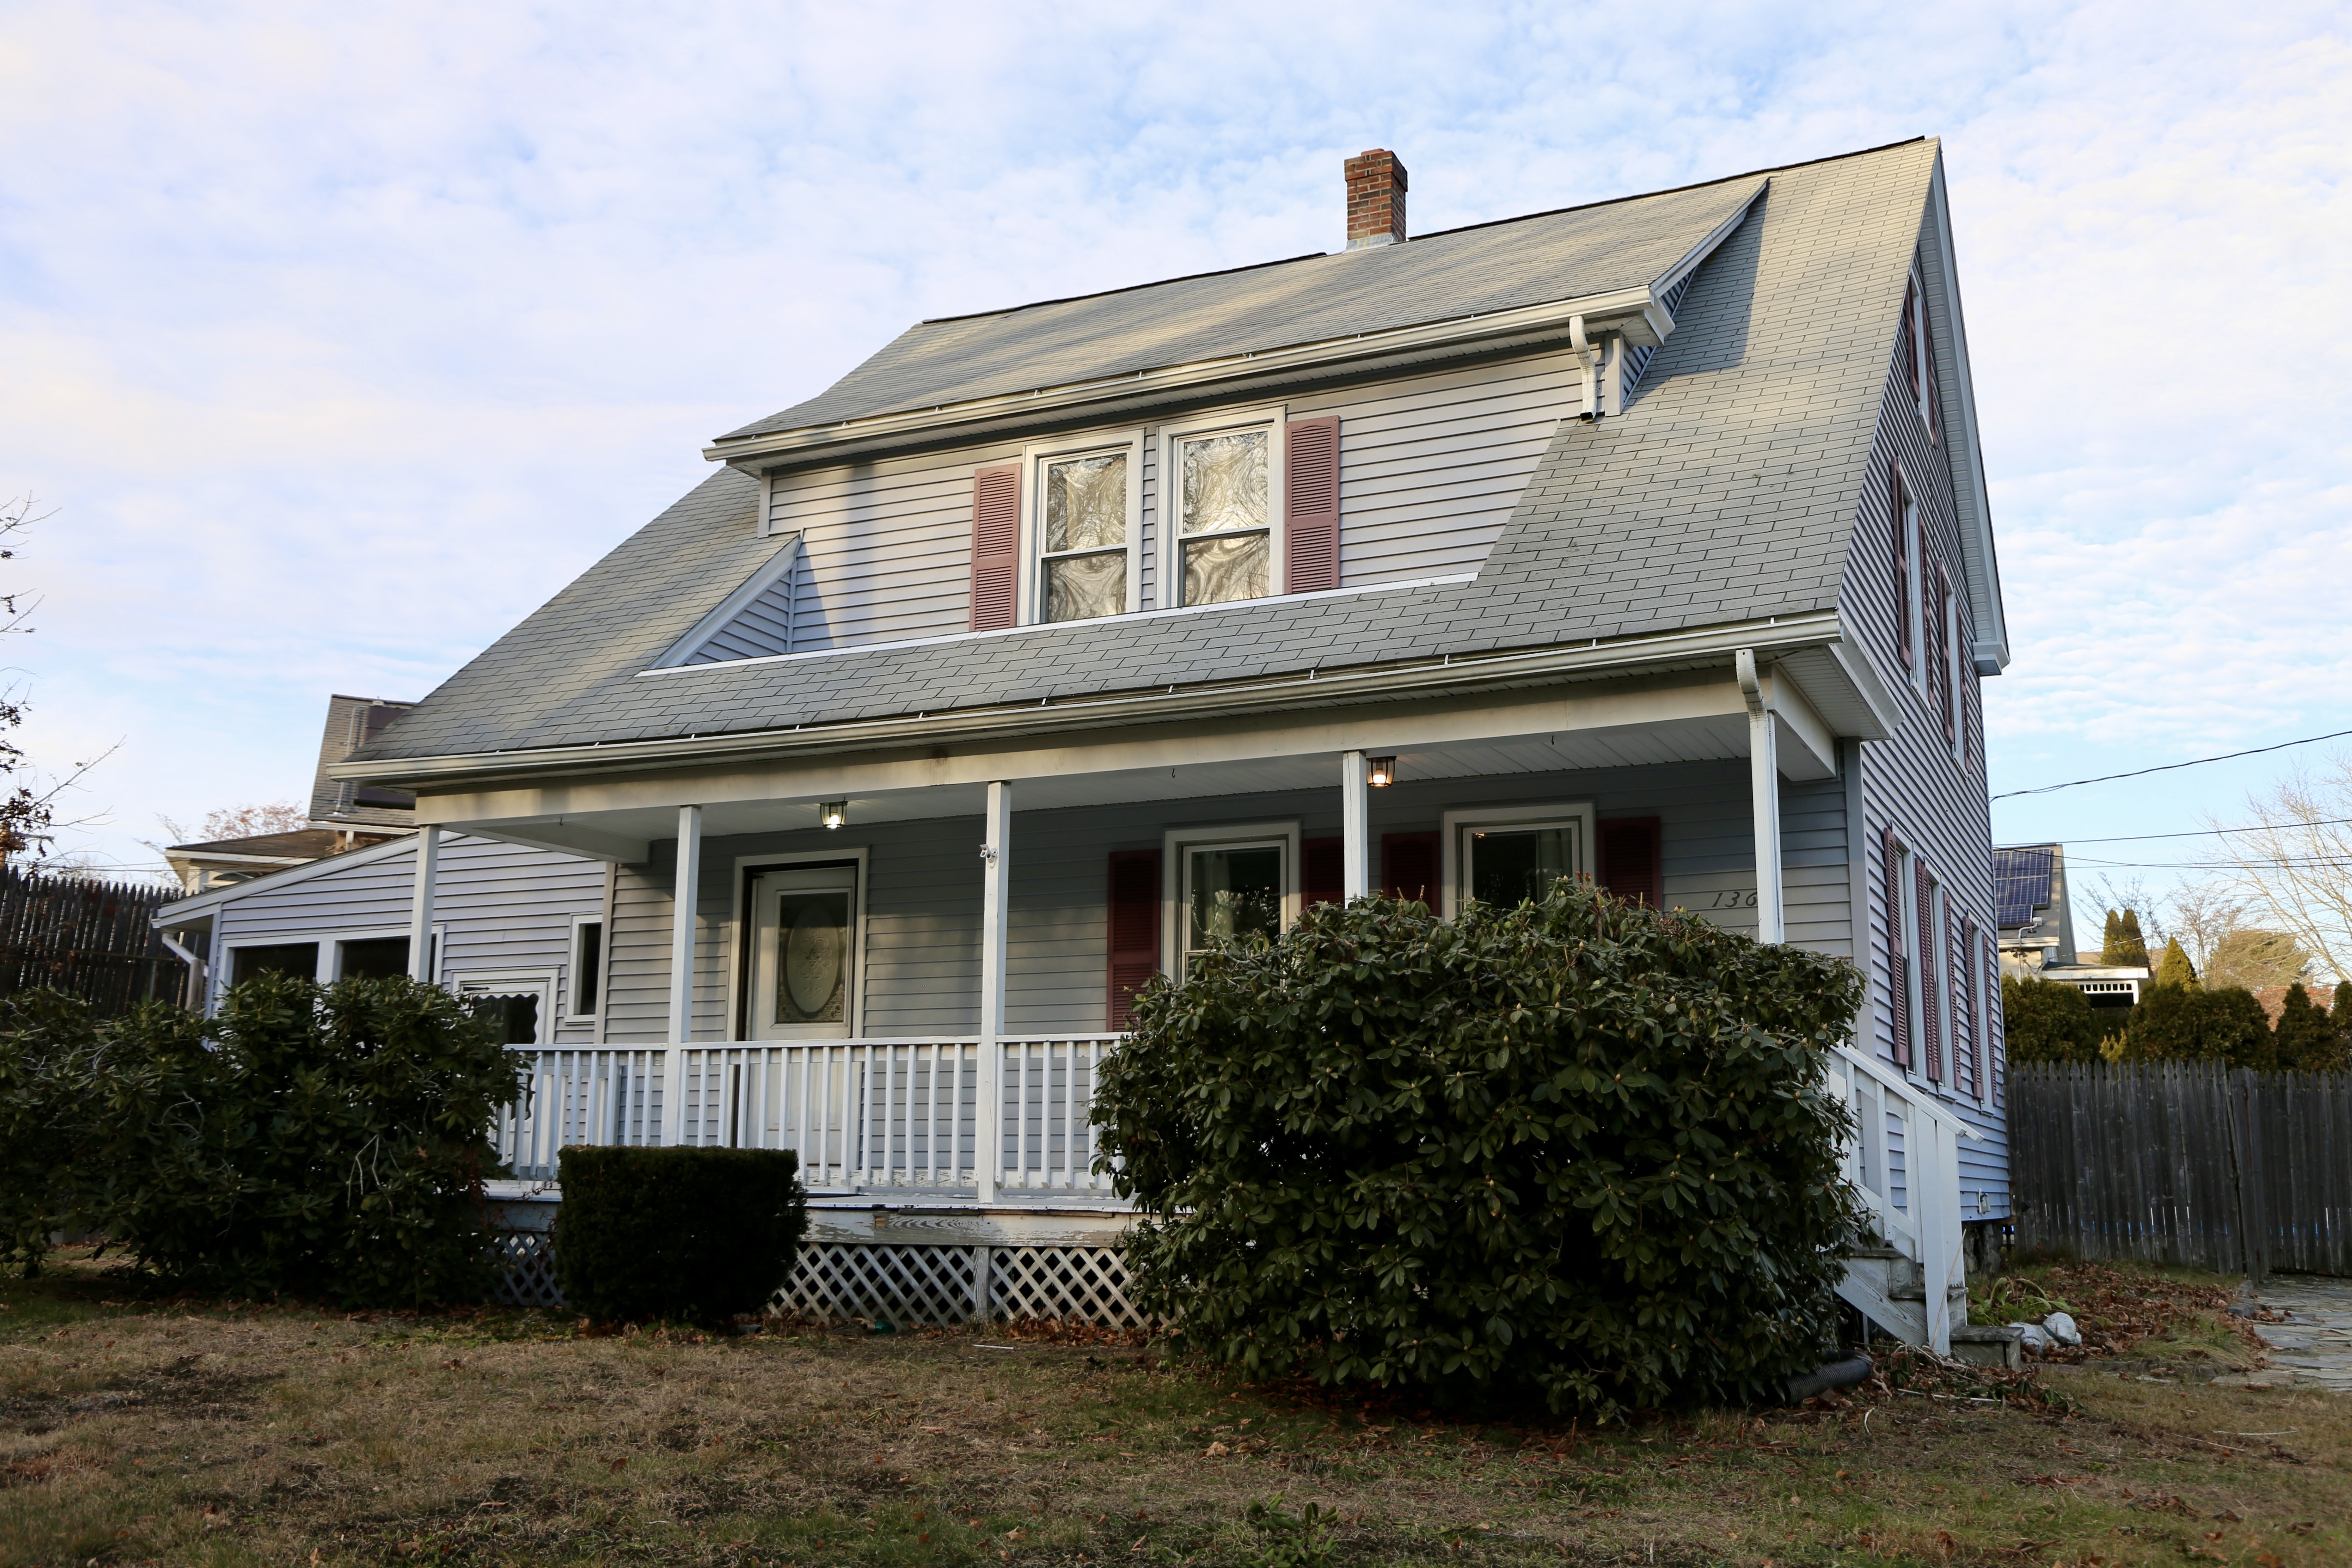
[496,1036,1124,1196]
[1826,1044,1978,1354]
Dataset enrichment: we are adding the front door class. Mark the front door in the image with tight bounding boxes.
[746,863,860,1039]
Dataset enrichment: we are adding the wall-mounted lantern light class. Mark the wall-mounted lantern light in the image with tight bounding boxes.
[819,801,848,830]
[1366,756,1397,788]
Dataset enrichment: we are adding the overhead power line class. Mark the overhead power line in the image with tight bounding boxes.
[1991,727,2352,800]
[2042,815,2352,846]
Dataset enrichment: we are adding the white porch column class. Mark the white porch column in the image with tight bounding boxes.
[406,825,441,981]
[1737,649,1785,943]
[665,805,703,1149]
[668,805,703,1043]
[1340,750,1370,900]
[977,781,1011,1204]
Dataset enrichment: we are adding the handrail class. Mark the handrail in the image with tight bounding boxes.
[1832,1044,1980,1143]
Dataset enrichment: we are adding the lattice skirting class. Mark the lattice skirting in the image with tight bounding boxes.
[489,1228,564,1308]
[484,1233,1145,1326]
[775,1242,1148,1328]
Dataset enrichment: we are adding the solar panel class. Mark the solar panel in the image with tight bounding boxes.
[1992,845,2056,931]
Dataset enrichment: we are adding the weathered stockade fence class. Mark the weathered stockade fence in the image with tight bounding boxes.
[0,866,175,1016]
[2010,1062,2352,1278]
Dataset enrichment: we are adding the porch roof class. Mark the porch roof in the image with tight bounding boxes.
[344,139,1963,787]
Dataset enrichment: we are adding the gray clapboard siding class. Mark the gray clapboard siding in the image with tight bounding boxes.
[202,834,608,1043]
[1838,231,2008,1216]
[603,756,1851,1044]
[763,349,1588,654]
[689,568,797,664]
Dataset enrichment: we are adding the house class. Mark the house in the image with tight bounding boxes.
[323,140,2009,1345]
[1995,842,2148,1008]
[153,830,608,1046]
[162,695,421,894]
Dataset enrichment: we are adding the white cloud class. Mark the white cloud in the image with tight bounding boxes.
[2,0,2349,879]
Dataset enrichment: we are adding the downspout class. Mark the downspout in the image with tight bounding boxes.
[1569,315,1602,422]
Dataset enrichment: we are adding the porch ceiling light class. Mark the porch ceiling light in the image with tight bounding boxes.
[1366,756,1397,788]
[819,800,848,830]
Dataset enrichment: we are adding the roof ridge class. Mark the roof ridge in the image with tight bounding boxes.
[911,136,1929,331]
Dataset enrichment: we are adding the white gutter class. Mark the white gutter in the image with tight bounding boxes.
[330,610,1849,793]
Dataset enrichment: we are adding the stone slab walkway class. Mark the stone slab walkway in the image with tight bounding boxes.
[2231,1273,2352,1393]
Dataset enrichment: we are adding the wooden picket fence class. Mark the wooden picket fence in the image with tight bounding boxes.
[0,865,177,1016]
[2010,1061,2352,1279]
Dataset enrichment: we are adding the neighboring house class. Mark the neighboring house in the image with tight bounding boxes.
[323,140,2010,1346]
[1994,842,2147,1008]
[153,831,610,1044]
[163,695,421,894]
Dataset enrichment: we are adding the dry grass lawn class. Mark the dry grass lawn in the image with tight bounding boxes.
[3,1250,2347,1568]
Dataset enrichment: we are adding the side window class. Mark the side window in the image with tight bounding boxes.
[569,918,604,1020]
[1882,827,1910,1070]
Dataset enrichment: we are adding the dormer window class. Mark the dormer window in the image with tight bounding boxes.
[1042,450,1133,622]
[1164,407,1288,608]
[1177,428,1270,605]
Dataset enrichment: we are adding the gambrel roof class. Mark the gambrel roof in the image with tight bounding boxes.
[347,138,2000,780]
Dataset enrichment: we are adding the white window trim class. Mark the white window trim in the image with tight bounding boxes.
[1020,427,1145,627]
[1161,820,1301,980]
[450,970,559,1047]
[566,914,605,1022]
[1157,404,1288,607]
[216,923,446,1006]
[724,847,872,1041]
[1439,802,1596,919]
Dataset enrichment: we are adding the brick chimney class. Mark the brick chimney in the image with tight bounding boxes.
[1344,149,1407,249]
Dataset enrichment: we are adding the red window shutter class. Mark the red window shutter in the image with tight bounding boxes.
[1597,817,1662,908]
[969,464,1021,631]
[1302,836,1344,907]
[1916,861,1943,1081]
[1960,916,1982,1099]
[1381,830,1439,905]
[1903,280,1921,402]
[1884,828,1909,1068]
[1106,849,1160,1031]
[1937,568,1956,743]
[1891,468,1912,672]
[1283,416,1342,594]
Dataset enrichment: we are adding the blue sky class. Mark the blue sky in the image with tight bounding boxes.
[4,1,2349,947]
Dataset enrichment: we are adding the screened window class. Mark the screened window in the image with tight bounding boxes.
[570,919,603,1018]
[1040,450,1131,623]
[1440,804,1592,918]
[231,942,318,985]
[339,936,410,980]
[1177,428,1271,606]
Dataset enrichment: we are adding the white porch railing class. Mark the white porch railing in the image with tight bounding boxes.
[1826,1043,1980,1354]
[494,1035,1124,1197]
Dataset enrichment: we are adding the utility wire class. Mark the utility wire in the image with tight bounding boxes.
[2041,815,2352,846]
[1990,727,2352,800]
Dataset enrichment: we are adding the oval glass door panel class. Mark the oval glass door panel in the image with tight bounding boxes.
[777,891,848,1023]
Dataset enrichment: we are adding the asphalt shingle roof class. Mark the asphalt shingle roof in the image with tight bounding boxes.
[361,140,1939,765]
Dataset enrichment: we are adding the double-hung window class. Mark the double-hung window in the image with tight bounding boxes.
[1019,430,1143,626]
[1163,409,1285,607]
[1439,803,1595,918]
[1162,822,1299,980]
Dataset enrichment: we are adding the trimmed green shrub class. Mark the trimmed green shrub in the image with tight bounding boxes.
[2000,975,2112,1064]
[2120,983,2273,1068]
[2153,939,2197,990]
[0,975,521,1301]
[1093,881,1864,1420]
[554,1147,807,1323]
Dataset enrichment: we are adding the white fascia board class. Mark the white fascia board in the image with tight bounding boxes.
[703,285,1668,467]
[1651,178,1769,300]
[332,611,1850,793]
[151,831,423,924]
[648,535,802,668]
[1924,152,2008,673]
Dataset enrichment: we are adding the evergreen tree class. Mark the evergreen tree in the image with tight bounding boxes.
[2119,910,2149,965]
[2153,939,2197,989]
[2336,981,2352,1068]
[2101,910,2123,963]
[2272,983,2336,1070]
[2001,975,2107,1064]
[2122,985,2274,1069]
